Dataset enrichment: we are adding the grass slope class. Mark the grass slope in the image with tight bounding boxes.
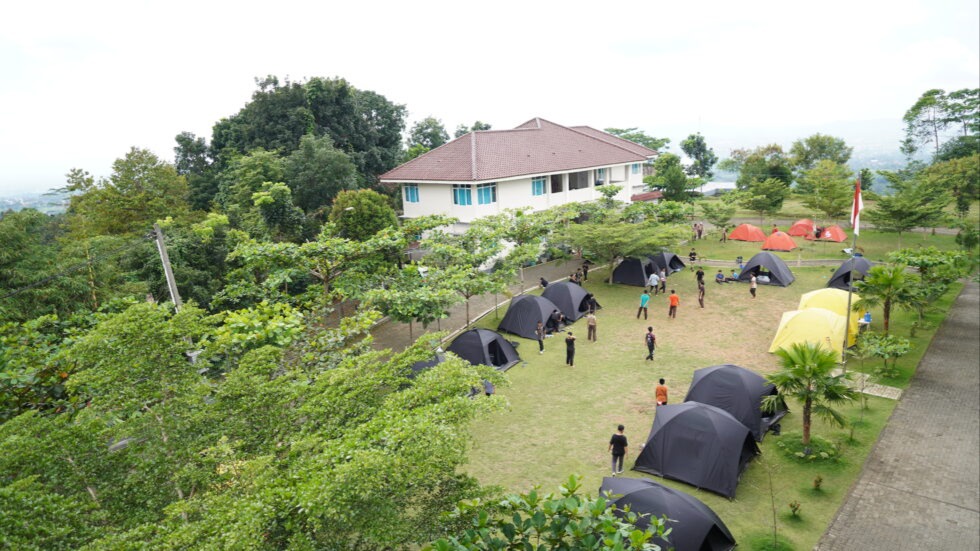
[464,261,958,550]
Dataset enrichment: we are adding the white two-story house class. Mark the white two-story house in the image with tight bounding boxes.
[380,118,657,231]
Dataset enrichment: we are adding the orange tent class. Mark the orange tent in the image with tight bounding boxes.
[787,219,814,237]
[728,223,767,242]
[806,224,848,242]
[761,231,797,251]
[819,225,847,242]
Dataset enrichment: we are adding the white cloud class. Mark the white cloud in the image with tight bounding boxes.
[0,0,976,193]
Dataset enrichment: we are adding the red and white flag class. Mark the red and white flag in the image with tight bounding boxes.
[851,179,864,235]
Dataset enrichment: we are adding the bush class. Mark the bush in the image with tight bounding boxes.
[746,532,795,551]
[775,431,841,462]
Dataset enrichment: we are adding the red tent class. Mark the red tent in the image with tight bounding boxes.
[819,225,847,242]
[787,219,814,237]
[761,231,797,251]
[728,223,767,242]
[805,224,848,242]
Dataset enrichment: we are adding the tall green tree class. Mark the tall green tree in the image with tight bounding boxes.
[211,76,406,182]
[328,189,398,241]
[798,160,854,221]
[174,131,218,211]
[763,342,856,450]
[560,212,686,284]
[866,169,951,245]
[789,134,853,174]
[65,148,190,237]
[720,144,793,190]
[920,154,980,217]
[454,120,492,138]
[604,127,670,150]
[737,178,789,222]
[900,88,978,158]
[699,199,737,235]
[647,153,696,202]
[408,116,450,150]
[284,134,357,214]
[680,133,718,180]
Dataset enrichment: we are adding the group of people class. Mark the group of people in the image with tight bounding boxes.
[540,264,590,289]
[691,222,705,240]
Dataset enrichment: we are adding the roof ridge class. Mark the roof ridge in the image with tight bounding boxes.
[566,125,659,156]
[470,132,477,180]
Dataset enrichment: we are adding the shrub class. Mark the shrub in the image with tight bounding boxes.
[775,431,841,462]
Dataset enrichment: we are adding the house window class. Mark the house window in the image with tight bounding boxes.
[595,168,605,186]
[531,177,546,196]
[452,184,472,205]
[476,183,497,205]
[568,171,589,190]
[404,184,419,203]
[551,174,563,193]
[631,163,640,175]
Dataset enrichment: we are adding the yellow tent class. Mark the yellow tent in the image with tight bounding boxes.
[798,288,862,338]
[769,308,856,355]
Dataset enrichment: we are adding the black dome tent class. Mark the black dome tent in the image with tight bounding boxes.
[737,251,795,287]
[542,281,594,322]
[633,402,760,498]
[600,477,736,551]
[497,294,562,339]
[612,257,655,287]
[446,328,521,372]
[648,252,686,274]
[827,256,874,291]
[684,364,787,441]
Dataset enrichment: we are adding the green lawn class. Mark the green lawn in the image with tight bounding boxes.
[464,259,960,550]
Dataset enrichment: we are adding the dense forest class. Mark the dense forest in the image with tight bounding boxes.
[0,79,976,549]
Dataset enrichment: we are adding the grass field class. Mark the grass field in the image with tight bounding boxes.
[462,260,961,550]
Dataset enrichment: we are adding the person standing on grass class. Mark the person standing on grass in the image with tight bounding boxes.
[637,290,650,319]
[648,271,660,295]
[697,280,705,308]
[695,266,705,284]
[655,378,669,406]
[644,326,656,361]
[668,289,680,319]
[535,321,546,354]
[609,424,628,475]
[586,311,597,341]
[582,261,590,281]
[565,332,576,367]
[659,268,667,294]
[750,273,758,298]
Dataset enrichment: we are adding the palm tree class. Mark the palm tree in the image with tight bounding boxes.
[763,342,856,451]
[853,264,916,334]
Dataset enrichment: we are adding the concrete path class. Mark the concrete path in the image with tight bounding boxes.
[816,281,980,551]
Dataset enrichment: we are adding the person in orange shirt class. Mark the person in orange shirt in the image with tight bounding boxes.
[667,289,680,319]
[655,378,669,406]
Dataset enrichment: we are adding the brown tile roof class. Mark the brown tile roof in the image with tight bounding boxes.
[630,190,664,202]
[380,118,657,183]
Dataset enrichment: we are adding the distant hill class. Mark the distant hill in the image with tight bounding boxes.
[0,192,69,215]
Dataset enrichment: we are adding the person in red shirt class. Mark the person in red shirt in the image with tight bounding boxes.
[668,290,680,319]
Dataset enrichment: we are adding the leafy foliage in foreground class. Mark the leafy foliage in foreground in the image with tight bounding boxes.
[0,302,503,548]
[427,475,668,551]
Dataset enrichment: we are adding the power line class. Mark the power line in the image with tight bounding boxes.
[0,234,152,302]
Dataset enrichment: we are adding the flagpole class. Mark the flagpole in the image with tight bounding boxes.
[842,178,864,369]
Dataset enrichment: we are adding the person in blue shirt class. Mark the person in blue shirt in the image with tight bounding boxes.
[636,290,651,320]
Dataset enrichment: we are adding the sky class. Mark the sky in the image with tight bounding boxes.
[1,0,977,194]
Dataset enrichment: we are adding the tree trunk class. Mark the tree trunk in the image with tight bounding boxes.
[883,300,891,335]
[802,397,813,449]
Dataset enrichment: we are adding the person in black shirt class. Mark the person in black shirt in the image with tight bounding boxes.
[645,327,656,361]
[565,332,576,367]
[608,424,628,475]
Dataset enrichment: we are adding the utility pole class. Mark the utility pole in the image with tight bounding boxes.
[153,223,183,312]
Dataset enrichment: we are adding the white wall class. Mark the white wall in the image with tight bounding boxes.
[399,161,642,226]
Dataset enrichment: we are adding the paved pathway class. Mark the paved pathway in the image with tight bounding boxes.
[816,281,980,551]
